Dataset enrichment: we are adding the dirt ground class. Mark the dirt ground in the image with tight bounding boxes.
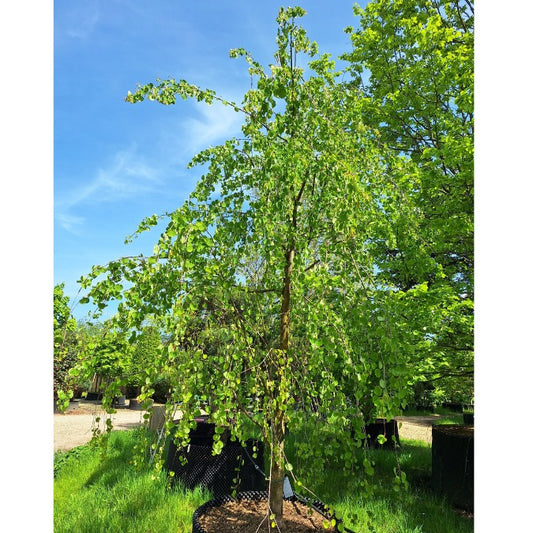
[396,415,440,445]
[54,401,439,452]
[53,400,147,452]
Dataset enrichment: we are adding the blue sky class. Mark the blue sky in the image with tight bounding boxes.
[54,0,368,320]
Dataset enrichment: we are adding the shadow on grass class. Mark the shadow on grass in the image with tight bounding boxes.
[83,429,148,488]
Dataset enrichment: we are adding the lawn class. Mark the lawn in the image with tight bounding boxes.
[54,428,473,533]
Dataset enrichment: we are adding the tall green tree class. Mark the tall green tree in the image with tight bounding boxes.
[71,322,132,402]
[344,0,474,400]
[128,325,163,397]
[54,283,79,399]
[78,6,447,526]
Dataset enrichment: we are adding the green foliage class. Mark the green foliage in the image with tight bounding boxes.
[54,284,80,396]
[54,283,76,330]
[73,2,473,519]
[91,333,130,379]
[69,327,109,380]
[343,0,474,403]
[65,321,133,410]
[345,0,474,280]
[126,325,163,396]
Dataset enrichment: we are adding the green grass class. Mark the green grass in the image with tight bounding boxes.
[54,428,473,533]
[432,415,464,426]
[54,429,210,533]
[281,427,472,533]
[291,442,471,532]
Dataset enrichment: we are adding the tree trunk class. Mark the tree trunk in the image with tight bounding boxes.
[269,413,286,521]
[279,247,294,353]
[269,246,295,524]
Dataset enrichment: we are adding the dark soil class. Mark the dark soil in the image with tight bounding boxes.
[198,499,333,532]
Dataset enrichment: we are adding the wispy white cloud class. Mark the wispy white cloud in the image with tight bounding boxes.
[55,213,85,235]
[56,146,163,232]
[64,1,100,40]
[183,99,244,156]
[55,100,244,234]
[94,150,160,196]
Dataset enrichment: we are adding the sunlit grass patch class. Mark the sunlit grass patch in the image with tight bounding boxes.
[54,429,472,533]
[54,430,210,533]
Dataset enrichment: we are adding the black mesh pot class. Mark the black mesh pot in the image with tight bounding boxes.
[165,420,266,495]
[192,491,344,533]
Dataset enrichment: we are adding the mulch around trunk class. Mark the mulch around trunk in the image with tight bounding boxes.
[197,499,334,532]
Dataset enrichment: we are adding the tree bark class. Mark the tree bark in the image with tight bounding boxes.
[269,246,295,523]
[280,247,295,353]
[269,413,286,521]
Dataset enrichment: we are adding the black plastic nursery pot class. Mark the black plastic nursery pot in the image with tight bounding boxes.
[192,491,343,533]
[85,392,101,401]
[462,412,474,425]
[128,398,153,410]
[431,424,474,512]
[363,418,401,449]
[112,395,127,408]
[165,418,266,495]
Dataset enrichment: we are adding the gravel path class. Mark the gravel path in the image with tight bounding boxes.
[54,401,440,452]
[54,402,146,452]
[396,415,440,445]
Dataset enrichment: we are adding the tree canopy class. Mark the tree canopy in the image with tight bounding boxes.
[69,2,474,526]
[344,0,474,402]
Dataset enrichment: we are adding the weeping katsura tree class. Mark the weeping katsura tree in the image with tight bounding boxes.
[76,7,436,526]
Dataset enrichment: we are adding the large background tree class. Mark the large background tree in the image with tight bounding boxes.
[75,4,472,527]
[344,0,474,405]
